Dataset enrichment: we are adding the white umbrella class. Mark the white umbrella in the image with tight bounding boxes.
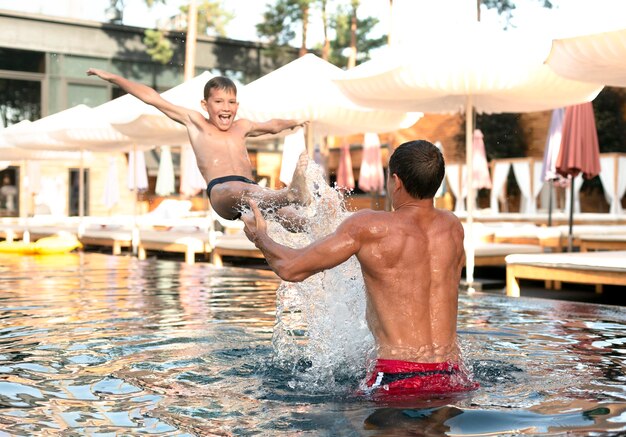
[546,27,626,87]
[155,146,175,196]
[1,121,83,161]
[334,17,603,287]
[238,53,421,139]
[3,105,133,151]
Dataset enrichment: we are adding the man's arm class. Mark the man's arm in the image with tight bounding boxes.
[86,68,197,126]
[246,119,308,137]
[242,201,360,282]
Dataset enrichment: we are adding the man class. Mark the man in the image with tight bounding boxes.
[242,140,478,398]
[87,69,310,221]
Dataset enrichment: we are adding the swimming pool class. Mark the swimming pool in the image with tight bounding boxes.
[0,252,625,436]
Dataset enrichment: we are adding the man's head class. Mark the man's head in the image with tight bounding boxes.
[388,140,444,199]
[202,76,239,131]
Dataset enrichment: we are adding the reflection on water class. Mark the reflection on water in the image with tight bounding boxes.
[0,252,626,435]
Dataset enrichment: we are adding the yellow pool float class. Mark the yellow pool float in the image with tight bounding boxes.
[0,234,82,255]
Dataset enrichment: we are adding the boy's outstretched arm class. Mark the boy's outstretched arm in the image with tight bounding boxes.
[87,68,195,125]
[242,200,359,282]
[246,119,309,137]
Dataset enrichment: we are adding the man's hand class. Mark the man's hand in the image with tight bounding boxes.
[242,200,267,245]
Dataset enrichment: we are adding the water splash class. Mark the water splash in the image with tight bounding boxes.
[261,160,375,393]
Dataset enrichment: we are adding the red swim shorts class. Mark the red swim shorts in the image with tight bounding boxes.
[363,359,479,399]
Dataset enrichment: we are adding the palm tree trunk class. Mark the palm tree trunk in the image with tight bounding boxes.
[321,0,330,60]
[347,0,359,68]
[300,3,309,57]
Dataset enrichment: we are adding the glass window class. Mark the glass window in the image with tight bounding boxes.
[63,55,107,78]
[0,167,19,217]
[67,83,109,108]
[0,78,41,128]
[68,168,89,217]
[0,48,45,73]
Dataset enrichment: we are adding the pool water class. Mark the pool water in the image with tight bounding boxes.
[0,252,625,436]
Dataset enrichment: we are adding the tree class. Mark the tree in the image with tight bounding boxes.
[143,28,174,64]
[328,3,385,68]
[593,87,626,154]
[319,0,331,60]
[140,0,232,64]
[179,0,233,37]
[257,0,313,58]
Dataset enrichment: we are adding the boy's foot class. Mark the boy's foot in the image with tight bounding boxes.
[287,151,312,205]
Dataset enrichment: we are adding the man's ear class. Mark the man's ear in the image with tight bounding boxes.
[391,173,403,192]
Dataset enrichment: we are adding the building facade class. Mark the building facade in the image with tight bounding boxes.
[0,9,296,218]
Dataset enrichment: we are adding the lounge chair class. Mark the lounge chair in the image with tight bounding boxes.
[505,251,626,297]
[579,234,626,252]
[211,232,264,267]
[472,242,543,266]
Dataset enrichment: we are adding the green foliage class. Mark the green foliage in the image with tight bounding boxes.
[455,112,526,159]
[593,87,626,153]
[179,0,234,37]
[144,0,166,7]
[256,0,303,46]
[143,29,174,64]
[328,4,385,67]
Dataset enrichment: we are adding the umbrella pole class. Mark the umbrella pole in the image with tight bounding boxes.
[464,95,476,290]
[131,145,140,257]
[78,149,85,239]
[547,179,553,227]
[568,175,574,252]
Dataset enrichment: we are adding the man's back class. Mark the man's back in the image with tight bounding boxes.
[355,205,465,363]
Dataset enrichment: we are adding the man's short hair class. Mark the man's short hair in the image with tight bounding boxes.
[388,140,445,199]
[204,76,237,100]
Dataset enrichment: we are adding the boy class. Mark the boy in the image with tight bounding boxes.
[87,69,310,220]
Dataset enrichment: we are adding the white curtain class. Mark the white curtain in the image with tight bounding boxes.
[128,150,148,191]
[599,156,616,213]
[179,145,207,197]
[489,162,510,212]
[103,156,120,210]
[618,157,626,216]
[599,155,626,216]
[446,164,466,212]
[512,161,533,214]
[155,146,175,196]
